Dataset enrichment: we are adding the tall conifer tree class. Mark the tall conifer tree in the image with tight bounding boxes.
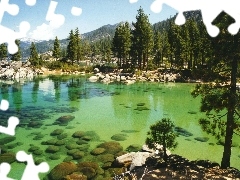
[29,42,39,66]
[67,30,77,65]
[75,28,82,62]
[53,36,61,60]
[131,7,153,70]
[0,43,8,60]
[112,22,131,68]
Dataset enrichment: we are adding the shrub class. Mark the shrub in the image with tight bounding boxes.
[145,118,178,160]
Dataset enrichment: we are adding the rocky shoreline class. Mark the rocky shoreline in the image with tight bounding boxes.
[88,68,184,85]
[0,60,42,80]
[43,143,240,180]
[114,154,240,180]
[0,61,200,85]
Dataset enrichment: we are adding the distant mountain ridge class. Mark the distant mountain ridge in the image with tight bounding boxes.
[20,11,202,58]
[20,22,120,57]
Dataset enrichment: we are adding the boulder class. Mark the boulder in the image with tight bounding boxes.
[48,162,78,180]
[12,61,22,71]
[116,152,154,171]
[0,152,16,164]
[56,115,75,124]
[111,134,128,141]
[97,141,123,155]
[91,148,106,156]
[89,76,98,82]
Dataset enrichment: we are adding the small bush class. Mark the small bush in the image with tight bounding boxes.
[146,118,178,160]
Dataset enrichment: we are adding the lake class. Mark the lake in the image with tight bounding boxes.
[0,75,239,179]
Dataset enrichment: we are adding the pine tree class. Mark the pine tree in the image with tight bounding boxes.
[67,29,77,65]
[146,118,178,161]
[131,7,153,70]
[191,12,240,168]
[11,40,21,61]
[187,19,200,69]
[53,36,61,60]
[29,42,39,66]
[153,32,163,67]
[0,43,8,60]
[75,28,82,62]
[112,22,131,68]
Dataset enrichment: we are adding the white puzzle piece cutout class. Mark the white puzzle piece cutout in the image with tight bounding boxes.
[16,151,49,180]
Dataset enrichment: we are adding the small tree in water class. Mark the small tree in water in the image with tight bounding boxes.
[145,118,177,160]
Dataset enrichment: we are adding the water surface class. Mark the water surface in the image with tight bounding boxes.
[0,75,239,179]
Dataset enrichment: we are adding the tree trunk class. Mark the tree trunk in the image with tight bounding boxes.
[221,36,238,168]
[163,135,167,161]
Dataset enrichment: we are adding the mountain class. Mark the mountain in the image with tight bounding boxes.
[20,23,120,57]
[82,23,119,42]
[20,11,203,58]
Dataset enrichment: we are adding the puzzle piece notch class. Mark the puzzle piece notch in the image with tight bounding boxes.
[25,0,37,6]
[71,6,82,16]
[150,0,240,37]
[0,21,30,54]
[16,151,49,180]
[0,100,9,111]
[0,0,19,23]
[0,163,16,180]
[46,1,65,28]
[0,116,19,136]
[129,0,139,3]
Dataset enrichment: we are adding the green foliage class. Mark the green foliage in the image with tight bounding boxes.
[53,36,61,60]
[75,28,82,61]
[11,40,22,61]
[131,7,154,70]
[199,117,226,140]
[145,118,177,159]
[0,43,8,60]
[45,61,63,70]
[67,29,77,64]
[112,22,131,67]
[29,42,40,66]
[192,12,240,168]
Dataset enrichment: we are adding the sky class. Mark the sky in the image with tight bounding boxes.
[2,0,177,40]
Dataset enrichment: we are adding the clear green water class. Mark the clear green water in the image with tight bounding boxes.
[0,75,239,179]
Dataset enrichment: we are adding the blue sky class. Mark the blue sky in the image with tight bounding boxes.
[2,0,177,40]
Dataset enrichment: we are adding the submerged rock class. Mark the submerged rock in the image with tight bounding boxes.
[27,121,43,128]
[56,115,75,124]
[64,173,87,180]
[50,129,64,136]
[77,162,101,179]
[33,149,43,156]
[137,103,145,106]
[28,146,40,152]
[48,162,78,180]
[0,152,16,164]
[194,137,209,142]
[121,130,139,133]
[72,151,85,160]
[174,126,193,137]
[45,146,60,153]
[72,131,85,138]
[49,154,61,160]
[91,148,106,156]
[111,134,128,141]
[97,153,115,163]
[65,143,79,150]
[57,133,68,140]
[0,137,16,145]
[126,144,142,152]
[97,141,123,155]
